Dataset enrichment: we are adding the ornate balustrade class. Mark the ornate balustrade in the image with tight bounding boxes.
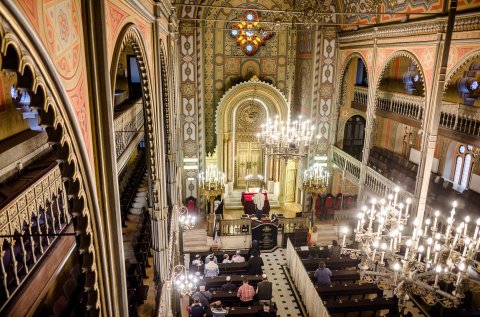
[332,146,361,180]
[0,163,70,310]
[376,90,424,120]
[114,100,144,159]
[353,85,368,105]
[353,87,480,138]
[440,102,480,137]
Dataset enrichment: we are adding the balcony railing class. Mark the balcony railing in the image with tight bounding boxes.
[353,85,368,105]
[332,146,414,202]
[114,100,144,159]
[353,87,480,138]
[440,102,480,137]
[0,164,70,310]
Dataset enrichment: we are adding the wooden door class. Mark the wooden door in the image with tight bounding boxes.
[235,141,263,188]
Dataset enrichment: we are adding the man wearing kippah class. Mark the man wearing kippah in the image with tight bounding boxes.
[256,274,273,305]
[221,276,236,291]
[232,250,245,263]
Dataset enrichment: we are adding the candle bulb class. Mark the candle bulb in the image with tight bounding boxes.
[426,237,433,261]
[404,240,412,260]
[393,187,399,205]
[433,244,441,264]
[417,245,424,262]
[398,203,404,221]
[424,218,431,237]
[433,210,439,231]
[464,216,470,236]
[405,198,411,218]
[473,218,480,241]
[434,265,442,288]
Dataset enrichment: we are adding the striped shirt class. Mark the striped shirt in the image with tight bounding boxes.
[237,283,255,302]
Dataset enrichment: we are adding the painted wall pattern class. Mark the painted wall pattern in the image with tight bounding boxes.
[16,0,93,161]
[201,0,294,155]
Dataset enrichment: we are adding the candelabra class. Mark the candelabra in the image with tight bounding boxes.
[172,265,198,296]
[342,187,480,310]
[303,165,329,196]
[176,205,196,230]
[199,165,225,237]
[257,115,319,161]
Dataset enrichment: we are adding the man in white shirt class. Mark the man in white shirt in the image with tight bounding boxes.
[253,190,265,218]
[231,250,245,263]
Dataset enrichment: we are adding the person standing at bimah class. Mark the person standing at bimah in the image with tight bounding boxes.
[253,189,265,219]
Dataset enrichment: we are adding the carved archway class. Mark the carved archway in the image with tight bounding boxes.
[374,50,427,109]
[215,76,289,182]
[0,10,104,315]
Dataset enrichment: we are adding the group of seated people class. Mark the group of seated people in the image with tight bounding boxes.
[188,242,276,317]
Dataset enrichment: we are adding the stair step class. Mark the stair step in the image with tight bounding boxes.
[136,192,147,197]
[132,202,147,209]
[129,208,143,215]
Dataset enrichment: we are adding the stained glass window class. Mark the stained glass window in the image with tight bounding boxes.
[229,10,274,56]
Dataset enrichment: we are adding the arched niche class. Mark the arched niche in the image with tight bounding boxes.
[215,76,289,185]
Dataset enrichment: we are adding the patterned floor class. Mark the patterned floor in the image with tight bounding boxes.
[261,249,305,317]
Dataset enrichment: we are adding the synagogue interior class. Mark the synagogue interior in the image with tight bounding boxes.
[1,0,480,316]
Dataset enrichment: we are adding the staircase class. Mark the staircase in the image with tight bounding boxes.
[182,229,209,252]
[129,174,148,215]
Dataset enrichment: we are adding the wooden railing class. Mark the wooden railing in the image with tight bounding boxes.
[114,100,144,159]
[332,146,361,180]
[0,164,70,310]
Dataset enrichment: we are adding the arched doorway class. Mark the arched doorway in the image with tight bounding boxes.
[343,115,366,159]
[234,100,266,188]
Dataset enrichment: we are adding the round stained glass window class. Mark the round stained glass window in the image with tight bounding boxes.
[246,13,254,21]
[459,145,466,154]
[231,29,238,36]
[467,144,473,151]
[246,45,253,52]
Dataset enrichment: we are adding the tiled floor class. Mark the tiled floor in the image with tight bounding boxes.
[262,249,305,317]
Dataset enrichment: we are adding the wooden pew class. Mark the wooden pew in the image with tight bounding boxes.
[301,257,360,271]
[206,306,263,316]
[309,269,360,283]
[316,282,383,301]
[190,262,249,275]
[326,297,399,316]
[203,275,263,289]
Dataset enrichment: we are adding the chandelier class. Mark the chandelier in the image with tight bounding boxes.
[172,265,198,296]
[176,205,196,230]
[303,165,329,196]
[342,187,480,310]
[257,115,319,160]
[199,165,225,191]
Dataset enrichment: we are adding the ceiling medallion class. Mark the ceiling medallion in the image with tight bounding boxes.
[229,10,274,56]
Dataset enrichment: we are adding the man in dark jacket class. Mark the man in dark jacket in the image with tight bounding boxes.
[220,276,237,291]
[189,297,206,317]
[247,253,264,275]
[256,274,273,304]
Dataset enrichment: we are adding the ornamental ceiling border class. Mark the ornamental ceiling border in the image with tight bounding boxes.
[0,10,104,314]
[339,14,480,43]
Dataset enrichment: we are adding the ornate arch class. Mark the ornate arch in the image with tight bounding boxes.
[337,52,370,107]
[110,24,160,206]
[444,49,480,92]
[374,50,427,105]
[215,76,289,170]
[0,10,105,315]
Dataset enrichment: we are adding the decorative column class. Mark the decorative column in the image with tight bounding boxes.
[358,37,379,202]
[413,0,457,225]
